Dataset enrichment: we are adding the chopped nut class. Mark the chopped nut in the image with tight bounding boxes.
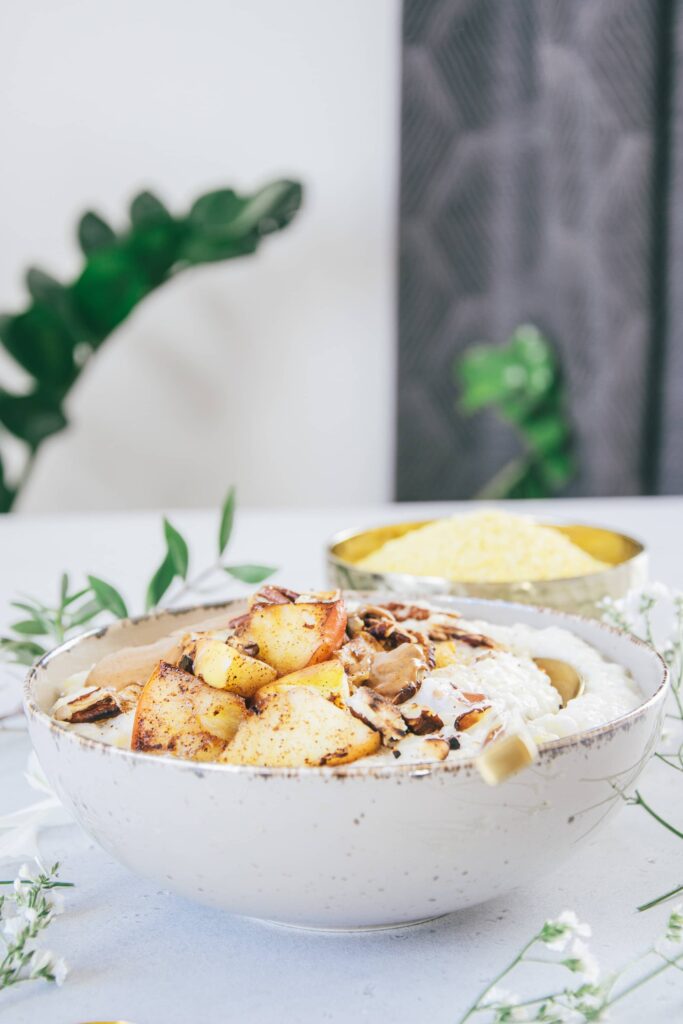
[422,737,450,761]
[336,632,383,686]
[427,623,495,647]
[249,585,300,608]
[227,635,260,658]
[380,602,431,622]
[400,703,444,735]
[454,706,492,732]
[52,686,122,724]
[347,687,408,746]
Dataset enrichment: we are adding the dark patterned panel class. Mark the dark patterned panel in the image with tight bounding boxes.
[661,4,683,493]
[397,0,662,500]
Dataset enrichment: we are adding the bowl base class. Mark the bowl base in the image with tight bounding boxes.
[251,912,450,933]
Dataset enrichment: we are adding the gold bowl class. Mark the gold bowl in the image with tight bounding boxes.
[327,518,647,617]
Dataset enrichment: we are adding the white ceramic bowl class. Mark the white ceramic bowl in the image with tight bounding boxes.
[24,596,667,930]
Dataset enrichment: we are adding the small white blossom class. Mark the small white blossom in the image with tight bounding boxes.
[563,938,600,984]
[30,948,54,975]
[52,957,68,986]
[665,904,683,943]
[483,986,520,1008]
[3,915,26,940]
[20,905,38,927]
[18,863,35,882]
[541,910,591,951]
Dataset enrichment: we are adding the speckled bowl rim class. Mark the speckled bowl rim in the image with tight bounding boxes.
[326,513,647,589]
[23,594,669,781]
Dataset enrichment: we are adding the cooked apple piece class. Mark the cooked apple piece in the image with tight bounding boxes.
[434,640,458,670]
[186,637,277,697]
[132,662,245,761]
[192,685,247,741]
[86,635,184,691]
[236,598,347,675]
[221,686,379,767]
[254,660,349,707]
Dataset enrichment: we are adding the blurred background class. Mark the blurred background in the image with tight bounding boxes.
[0,0,680,513]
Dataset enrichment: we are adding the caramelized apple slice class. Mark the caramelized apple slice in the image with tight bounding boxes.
[186,637,277,697]
[132,662,245,761]
[236,599,347,676]
[221,686,379,767]
[254,660,349,707]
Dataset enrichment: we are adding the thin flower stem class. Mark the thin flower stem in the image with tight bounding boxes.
[637,884,683,912]
[458,934,541,1022]
[608,949,683,1008]
[654,753,683,773]
[632,791,683,840]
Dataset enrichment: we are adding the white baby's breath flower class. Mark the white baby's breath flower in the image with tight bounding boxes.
[563,938,600,984]
[51,956,68,986]
[30,948,55,976]
[665,903,683,943]
[3,915,26,940]
[21,905,38,927]
[18,863,35,881]
[656,903,683,956]
[541,909,591,951]
[482,985,520,1008]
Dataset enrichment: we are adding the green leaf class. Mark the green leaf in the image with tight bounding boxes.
[223,564,277,584]
[188,189,244,227]
[63,586,89,608]
[182,181,303,264]
[0,637,46,665]
[0,456,15,513]
[145,550,176,610]
[10,600,45,616]
[70,248,150,339]
[78,212,116,254]
[10,619,49,636]
[67,598,104,628]
[26,268,65,306]
[59,572,69,605]
[0,305,76,388]
[218,486,236,555]
[87,575,129,619]
[130,191,172,226]
[163,518,189,579]
[0,387,67,448]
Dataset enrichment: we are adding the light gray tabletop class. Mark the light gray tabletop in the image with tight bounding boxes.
[1,497,681,1023]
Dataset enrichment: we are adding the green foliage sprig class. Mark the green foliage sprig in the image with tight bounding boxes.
[455,325,575,499]
[0,486,276,668]
[0,180,303,511]
[600,585,683,913]
[458,905,683,1022]
[0,861,72,991]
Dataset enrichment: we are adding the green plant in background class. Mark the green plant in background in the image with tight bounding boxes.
[0,180,303,512]
[0,487,275,672]
[455,324,575,499]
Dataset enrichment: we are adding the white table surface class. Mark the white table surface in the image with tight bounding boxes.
[1,496,682,1023]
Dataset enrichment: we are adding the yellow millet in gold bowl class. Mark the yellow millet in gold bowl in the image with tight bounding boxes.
[327,509,647,616]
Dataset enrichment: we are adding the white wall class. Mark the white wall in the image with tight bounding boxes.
[0,0,401,511]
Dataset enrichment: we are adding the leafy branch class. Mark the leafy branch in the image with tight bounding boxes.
[0,861,72,992]
[455,324,575,499]
[458,906,683,1023]
[0,180,303,511]
[600,586,683,914]
[0,486,276,672]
